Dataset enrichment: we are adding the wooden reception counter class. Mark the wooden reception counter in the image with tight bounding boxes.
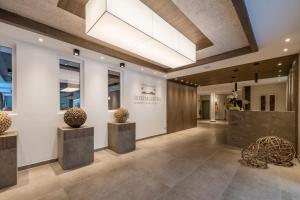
[227,110,295,148]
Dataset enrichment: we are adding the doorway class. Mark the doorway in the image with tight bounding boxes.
[202,100,210,119]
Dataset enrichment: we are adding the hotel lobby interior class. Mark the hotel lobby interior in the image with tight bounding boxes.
[0,0,300,199]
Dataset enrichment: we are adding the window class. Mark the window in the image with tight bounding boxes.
[0,45,13,111]
[59,59,81,110]
[108,70,121,110]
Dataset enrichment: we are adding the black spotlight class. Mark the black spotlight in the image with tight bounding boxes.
[120,63,125,68]
[235,82,238,91]
[255,72,258,83]
[73,49,80,56]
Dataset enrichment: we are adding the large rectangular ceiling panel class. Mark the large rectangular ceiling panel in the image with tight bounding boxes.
[85,0,196,68]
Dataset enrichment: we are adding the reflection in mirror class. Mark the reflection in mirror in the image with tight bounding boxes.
[108,70,120,110]
[0,46,13,111]
[59,59,80,110]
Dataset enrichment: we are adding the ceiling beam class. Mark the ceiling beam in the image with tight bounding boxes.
[0,8,168,73]
[232,0,258,51]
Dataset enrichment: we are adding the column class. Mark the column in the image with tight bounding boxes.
[210,92,216,122]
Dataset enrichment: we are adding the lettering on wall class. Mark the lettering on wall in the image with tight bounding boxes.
[134,84,161,104]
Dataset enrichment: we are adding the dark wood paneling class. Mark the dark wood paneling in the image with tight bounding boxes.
[287,55,299,154]
[167,81,197,133]
[141,0,213,50]
[173,54,298,86]
[0,8,168,73]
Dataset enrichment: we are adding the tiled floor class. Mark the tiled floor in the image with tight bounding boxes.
[1,123,300,200]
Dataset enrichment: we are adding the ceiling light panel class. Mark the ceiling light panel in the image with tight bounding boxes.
[85,0,196,68]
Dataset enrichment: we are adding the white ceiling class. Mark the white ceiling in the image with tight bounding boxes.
[0,0,299,75]
[172,0,249,59]
[169,0,300,78]
[0,0,251,69]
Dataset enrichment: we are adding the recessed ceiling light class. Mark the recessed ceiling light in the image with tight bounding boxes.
[186,81,189,84]
[278,74,281,77]
[100,56,104,60]
[283,48,288,52]
[181,80,184,82]
[278,69,282,73]
[277,62,282,66]
[141,67,144,71]
[285,38,291,42]
[38,38,44,42]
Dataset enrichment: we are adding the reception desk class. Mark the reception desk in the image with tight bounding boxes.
[227,110,295,148]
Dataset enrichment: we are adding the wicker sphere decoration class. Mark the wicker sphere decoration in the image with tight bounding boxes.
[114,108,129,123]
[240,143,267,169]
[240,136,295,169]
[0,112,12,134]
[64,108,87,128]
[256,136,295,166]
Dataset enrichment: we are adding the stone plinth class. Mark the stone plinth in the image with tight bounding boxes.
[0,131,17,189]
[108,122,136,154]
[228,111,295,148]
[57,126,94,170]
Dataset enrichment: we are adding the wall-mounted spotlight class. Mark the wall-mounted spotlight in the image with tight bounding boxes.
[234,82,238,91]
[73,49,80,56]
[120,63,125,68]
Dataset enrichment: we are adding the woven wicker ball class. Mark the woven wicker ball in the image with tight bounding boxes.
[256,136,295,166]
[64,108,87,128]
[114,108,129,123]
[0,112,12,134]
[240,143,267,169]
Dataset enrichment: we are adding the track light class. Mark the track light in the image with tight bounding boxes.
[73,49,80,56]
[120,63,125,68]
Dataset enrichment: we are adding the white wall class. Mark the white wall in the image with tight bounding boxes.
[250,82,287,111]
[5,39,166,167]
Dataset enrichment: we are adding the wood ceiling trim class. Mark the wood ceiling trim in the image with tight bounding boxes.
[232,0,258,51]
[173,54,298,86]
[168,0,258,73]
[0,8,168,73]
[57,0,88,19]
[141,0,213,50]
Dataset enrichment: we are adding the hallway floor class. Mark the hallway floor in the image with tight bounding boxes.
[1,124,300,200]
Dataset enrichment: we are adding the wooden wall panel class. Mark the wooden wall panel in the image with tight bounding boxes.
[167,81,197,133]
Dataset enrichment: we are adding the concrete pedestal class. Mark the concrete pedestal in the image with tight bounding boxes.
[0,131,17,189]
[108,122,136,154]
[57,126,94,170]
